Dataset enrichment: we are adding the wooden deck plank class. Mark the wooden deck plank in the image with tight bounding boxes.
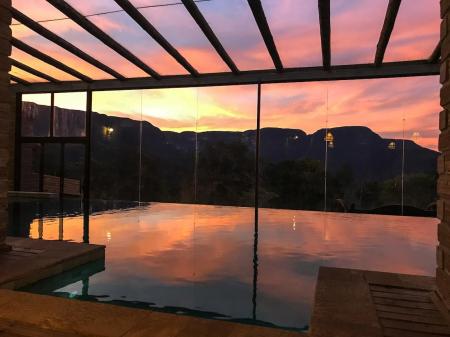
[370,285,430,296]
[383,327,447,337]
[375,304,442,318]
[373,297,437,310]
[377,311,447,326]
[310,267,450,337]
[371,290,432,303]
[380,318,450,335]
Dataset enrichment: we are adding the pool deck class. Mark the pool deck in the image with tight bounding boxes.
[310,267,450,337]
[0,237,105,289]
[0,289,306,337]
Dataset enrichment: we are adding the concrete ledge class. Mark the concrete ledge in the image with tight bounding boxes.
[0,290,306,337]
[0,237,105,289]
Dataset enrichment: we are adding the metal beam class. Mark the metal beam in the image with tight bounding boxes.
[429,40,441,63]
[11,59,60,82]
[318,0,331,70]
[181,0,239,74]
[46,0,161,79]
[11,7,125,80]
[247,0,283,71]
[12,38,93,82]
[10,74,30,85]
[375,0,401,66]
[11,61,438,94]
[113,0,199,76]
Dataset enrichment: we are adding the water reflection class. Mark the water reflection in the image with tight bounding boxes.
[8,199,438,330]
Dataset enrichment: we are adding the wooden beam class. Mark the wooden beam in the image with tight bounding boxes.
[318,0,331,70]
[11,59,60,83]
[375,0,401,66]
[12,7,125,80]
[113,0,199,76]
[181,0,239,74]
[47,0,161,79]
[11,38,93,82]
[10,74,30,86]
[11,60,438,94]
[247,0,283,71]
[429,40,441,63]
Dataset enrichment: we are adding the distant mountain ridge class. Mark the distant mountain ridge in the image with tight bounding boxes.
[22,101,439,182]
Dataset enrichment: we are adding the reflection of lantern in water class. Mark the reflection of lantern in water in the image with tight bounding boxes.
[328,141,334,149]
[388,141,396,150]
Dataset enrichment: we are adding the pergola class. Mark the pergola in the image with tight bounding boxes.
[8,0,440,94]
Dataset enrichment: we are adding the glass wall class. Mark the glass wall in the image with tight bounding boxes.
[17,78,438,215]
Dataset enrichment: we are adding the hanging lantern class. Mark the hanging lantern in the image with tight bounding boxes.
[324,131,334,143]
[388,141,396,150]
[328,141,334,148]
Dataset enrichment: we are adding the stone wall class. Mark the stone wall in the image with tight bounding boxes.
[0,0,11,252]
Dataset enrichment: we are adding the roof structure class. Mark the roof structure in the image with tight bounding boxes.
[6,0,441,93]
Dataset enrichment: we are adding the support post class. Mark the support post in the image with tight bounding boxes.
[0,0,12,252]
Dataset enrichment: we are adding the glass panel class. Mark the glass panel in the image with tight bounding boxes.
[140,88,197,203]
[43,143,61,194]
[20,143,41,192]
[385,0,440,62]
[54,92,87,137]
[92,90,142,202]
[197,0,273,70]
[21,93,51,137]
[402,77,439,216]
[331,0,388,65]
[261,0,322,68]
[196,85,257,206]
[64,144,84,197]
[260,83,327,211]
[324,77,439,215]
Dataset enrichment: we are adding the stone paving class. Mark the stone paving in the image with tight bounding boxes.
[0,289,306,337]
[0,237,104,289]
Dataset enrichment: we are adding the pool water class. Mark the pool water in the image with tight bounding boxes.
[8,200,438,331]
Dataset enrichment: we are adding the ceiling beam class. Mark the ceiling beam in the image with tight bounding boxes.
[113,0,199,77]
[46,0,161,79]
[11,58,60,82]
[247,0,283,71]
[429,40,441,63]
[12,7,125,80]
[248,0,283,71]
[318,0,331,70]
[375,0,401,66]
[11,61,438,94]
[10,74,30,85]
[181,0,239,74]
[12,38,93,82]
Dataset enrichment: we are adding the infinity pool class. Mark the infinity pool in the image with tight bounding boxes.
[8,200,438,331]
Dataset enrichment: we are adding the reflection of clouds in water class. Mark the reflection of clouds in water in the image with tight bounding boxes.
[28,203,437,329]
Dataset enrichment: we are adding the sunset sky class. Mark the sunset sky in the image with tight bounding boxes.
[13,0,441,149]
